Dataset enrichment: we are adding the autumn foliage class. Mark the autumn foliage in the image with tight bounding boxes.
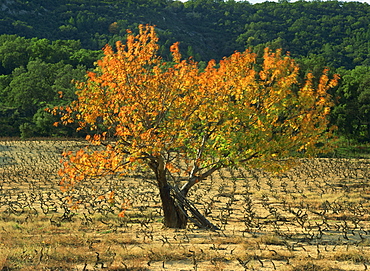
[54,25,338,228]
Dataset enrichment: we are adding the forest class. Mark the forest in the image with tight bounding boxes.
[0,0,369,143]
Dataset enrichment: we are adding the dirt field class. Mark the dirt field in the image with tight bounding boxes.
[1,140,370,270]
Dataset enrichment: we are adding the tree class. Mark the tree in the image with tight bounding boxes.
[2,59,86,137]
[0,35,30,74]
[54,25,338,229]
[332,66,370,142]
[6,59,55,114]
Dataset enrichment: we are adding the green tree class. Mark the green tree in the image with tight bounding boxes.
[2,59,86,137]
[0,35,30,74]
[6,60,57,114]
[333,66,370,142]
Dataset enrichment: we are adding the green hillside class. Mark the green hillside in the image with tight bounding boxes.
[1,0,369,66]
[0,0,370,142]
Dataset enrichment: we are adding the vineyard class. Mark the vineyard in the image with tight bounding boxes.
[1,140,370,270]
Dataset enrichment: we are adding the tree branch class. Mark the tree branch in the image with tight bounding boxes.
[239,152,259,163]
[181,151,259,196]
[181,164,222,197]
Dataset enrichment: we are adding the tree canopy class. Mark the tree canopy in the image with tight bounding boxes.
[54,25,338,228]
[332,66,370,142]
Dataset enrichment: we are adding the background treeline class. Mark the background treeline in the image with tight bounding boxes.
[0,0,369,142]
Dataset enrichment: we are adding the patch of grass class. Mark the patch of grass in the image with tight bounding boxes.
[331,141,370,159]
[260,234,285,245]
[334,249,370,263]
[292,262,345,271]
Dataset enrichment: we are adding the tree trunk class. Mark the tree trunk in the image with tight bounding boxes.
[159,184,187,228]
[149,157,218,230]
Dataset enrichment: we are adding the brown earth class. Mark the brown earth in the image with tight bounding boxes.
[0,140,370,270]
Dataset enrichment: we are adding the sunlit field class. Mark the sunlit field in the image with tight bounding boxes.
[1,139,370,270]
